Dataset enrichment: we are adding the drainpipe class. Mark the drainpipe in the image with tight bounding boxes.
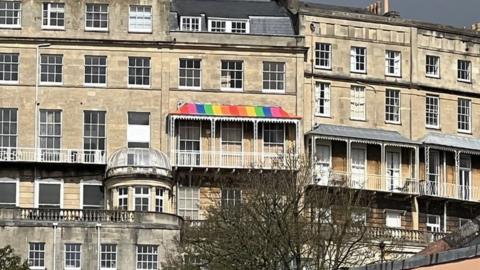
[97,223,102,270]
[52,222,57,270]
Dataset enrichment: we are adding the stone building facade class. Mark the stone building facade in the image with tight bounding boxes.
[1,0,480,268]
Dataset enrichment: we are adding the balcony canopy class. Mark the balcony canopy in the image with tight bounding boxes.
[171,103,300,121]
[422,133,480,153]
[309,124,419,146]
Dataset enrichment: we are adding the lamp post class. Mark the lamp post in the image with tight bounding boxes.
[34,43,50,152]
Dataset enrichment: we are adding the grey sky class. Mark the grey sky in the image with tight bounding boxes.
[308,0,480,28]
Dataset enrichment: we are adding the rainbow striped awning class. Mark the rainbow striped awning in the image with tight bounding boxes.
[172,103,300,119]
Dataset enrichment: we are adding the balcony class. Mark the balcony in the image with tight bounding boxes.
[0,147,106,165]
[420,180,480,202]
[313,170,419,195]
[367,226,448,244]
[172,150,295,169]
[0,208,182,227]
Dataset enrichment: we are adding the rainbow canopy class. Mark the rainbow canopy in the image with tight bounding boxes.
[173,103,299,119]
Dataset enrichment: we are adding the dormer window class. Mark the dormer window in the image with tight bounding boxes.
[208,18,249,34]
[180,16,201,32]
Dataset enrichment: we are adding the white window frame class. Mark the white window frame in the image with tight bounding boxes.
[136,245,158,270]
[0,177,19,207]
[84,55,107,87]
[64,243,81,270]
[457,60,471,83]
[117,187,128,210]
[350,85,366,120]
[177,185,200,220]
[207,17,249,33]
[0,108,18,148]
[80,180,103,209]
[314,82,330,117]
[314,43,332,70]
[134,186,150,212]
[385,210,402,228]
[85,3,108,31]
[100,243,117,270]
[180,16,201,32]
[127,112,151,148]
[155,188,163,213]
[220,60,243,91]
[0,1,21,28]
[426,55,440,78]
[221,188,242,207]
[42,2,65,30]
[0,53,19,84]
[385,50,401,77]
[178,58,201,90]
[220,122,243,155]
[262,61,285,93]
[457,98,471,133]
[351,210,367,225]
[40,54,63,85]
[426,214,441,233]
[128,56,151,88]
[350,46,366,73]
[128,5,152,33]
[34,178,64,208]
[385,89,401,124]
[39,109,62,152]
[262,122,285,155]
[28,242,46,270]
[425,95,440,129]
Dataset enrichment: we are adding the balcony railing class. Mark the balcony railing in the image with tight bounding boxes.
[420,180,480,202]
[367,226,448,244]
[313,169,419,195]
[172,150,294,169]
[0,147,106,164]
[0,208,183,227]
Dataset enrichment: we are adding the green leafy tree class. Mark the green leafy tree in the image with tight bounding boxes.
[0,245,29,270]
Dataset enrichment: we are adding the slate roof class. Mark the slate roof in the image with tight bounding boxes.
[421,133,480,152]
[308,124,418,145]
[171,0,291,19]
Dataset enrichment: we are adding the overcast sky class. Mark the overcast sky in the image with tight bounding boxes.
[308,0,480,28]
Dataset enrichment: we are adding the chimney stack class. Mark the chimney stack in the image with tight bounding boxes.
[472,23,480,32]
[367,0,390,15]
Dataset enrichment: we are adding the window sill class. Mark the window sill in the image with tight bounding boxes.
[0,80,19,85]
[262,90,285,94]
[84,83,107,88]
[41,26,65,31]
[0,25,21,29]
[39,82,63,86]
[458,130,472,135]
[220,88,243,92]
[85,28,109,33]
[457,79,472,84]
[385,74,402,78]
[127,85,151,89]
[178,86,201,91]
[426,125,441,131]
[314,66,332,71]
[314,114,331,118]
[426,75,440,79]
[385,121,402,126]
[350,118,367,122]
[350,70,367,75]
[128,30,153,34]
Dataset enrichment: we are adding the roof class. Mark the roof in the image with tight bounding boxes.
[299,1,480,40]
[308,124,418,145]
[171,0,291,18]
[172,103,300,119]
[421,133,480,152]
[351,244,480,270]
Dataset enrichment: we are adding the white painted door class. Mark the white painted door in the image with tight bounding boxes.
[386,150,401,192]
[459,155,471,200]
[351,147,366,188]
[315,143,330,185]
[428,151,440,196]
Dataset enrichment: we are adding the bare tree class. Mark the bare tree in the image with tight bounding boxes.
[164,155,394,270]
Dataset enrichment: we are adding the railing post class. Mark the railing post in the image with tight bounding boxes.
[210,119,216,167]
[381,143,386,191]
[253,120,258,167]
